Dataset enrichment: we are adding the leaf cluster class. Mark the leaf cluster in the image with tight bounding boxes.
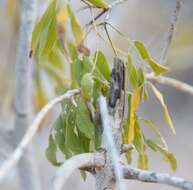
[31,0,177,178]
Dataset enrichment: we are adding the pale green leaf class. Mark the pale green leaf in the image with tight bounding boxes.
[81,73,94,100]
[45,134,61,166]
[146,139,177,172]
[134,41,169,75]
[151,84,176,134]
[94,51,110,81]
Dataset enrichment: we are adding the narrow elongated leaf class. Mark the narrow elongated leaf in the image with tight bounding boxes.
[134,41,169,75]
[146,139,177,172]
[71,59,83,87]
[127,54,139,89]
[43,18,57,56]
[31,0,57,55]
[138,153,148,170]
[64,102,86,154]
[86,0,109,9]
[128,88,141,144]
[76,98,95,139]
[151,84,176,134]
[134,41,150,59]
[68,5,84,45]
[133,119,149,170]
[142,118,168,148]
[54,114,66,154]
[147,59,169,75]
[46,134,61,166]
[94,51,110,81]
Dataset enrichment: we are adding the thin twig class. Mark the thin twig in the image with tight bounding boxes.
[123,165,193,190]
[86,0,129,26]
[146,74,193,96]
[0,89,80,183]
[160,0,182,65]
[98,96,126,190]
[51,153,105,190]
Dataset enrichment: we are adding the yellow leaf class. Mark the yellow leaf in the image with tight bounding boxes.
[57,5,69,24]
[128,88,141,144]
[34,85,47,110]
[151,85,176,134]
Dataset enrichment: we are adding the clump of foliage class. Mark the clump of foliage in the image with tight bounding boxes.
[31,0,177,176]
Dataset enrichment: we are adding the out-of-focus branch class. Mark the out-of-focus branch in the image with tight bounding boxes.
[146,74,193,96]
[160,0,182,65]
[51,153,105,190]
[123,165,193,190]
[0,89,80,183]
[14,0,40,189]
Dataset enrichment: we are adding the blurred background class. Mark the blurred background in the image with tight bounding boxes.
[0,0,193,189]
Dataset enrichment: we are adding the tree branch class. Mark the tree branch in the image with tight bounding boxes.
[146,74,193,96]
[98,96,126,190]
[0,89,80,183]
[160,0,182,65]
[123,165,193,190]
[51,153,105,190]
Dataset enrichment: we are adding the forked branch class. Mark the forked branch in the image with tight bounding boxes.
[51,153,105,190]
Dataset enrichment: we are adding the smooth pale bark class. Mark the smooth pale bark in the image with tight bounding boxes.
[14,0,40,189]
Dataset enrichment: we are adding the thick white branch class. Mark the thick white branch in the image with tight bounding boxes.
[123,165,193,190]
[0,89,80,183]
[146,74,193,96]
[51,153,105,190]
[98,96,126,190]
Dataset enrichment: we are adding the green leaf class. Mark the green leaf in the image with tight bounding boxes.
[146,139,177,172]
[48,44,64,70]
[138,153,148,170]
[46,134,61,166]
[53,115,66,155]
[68,42,78,61]
[147,59,169,75]
[94,51,110,81]
[31,0,57,57]
[133,119,149,170]
[67,5,84,45]
[71,59,83,87]
[81,73,94,100]
[134,41,150,59]
[76,98,95,139]
[137,68,145,87]
[141,118,168,148]
[43,17,57,56]
[85,0,109,9]
[134,41,169,75]
[127,54,139,89]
